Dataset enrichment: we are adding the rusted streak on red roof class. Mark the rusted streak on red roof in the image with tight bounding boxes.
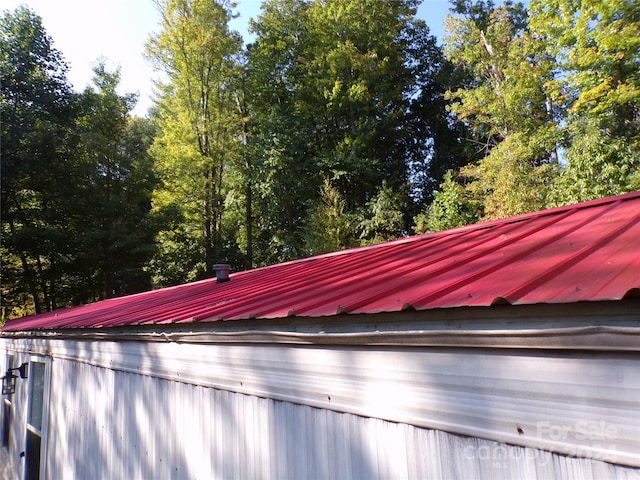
[3,192,640,331]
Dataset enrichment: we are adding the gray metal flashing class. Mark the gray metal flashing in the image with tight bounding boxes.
[2,325,640,351]
[2,299,639,350]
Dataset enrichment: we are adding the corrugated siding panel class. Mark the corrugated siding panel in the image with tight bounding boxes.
[1,340,639,479]
[3,192,640,332]
[3,337,639,470]
[36,357,640,480]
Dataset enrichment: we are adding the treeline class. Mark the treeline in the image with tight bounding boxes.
[1,0,638,318]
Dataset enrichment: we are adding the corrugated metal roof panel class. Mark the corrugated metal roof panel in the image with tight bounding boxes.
[3,192,640,331]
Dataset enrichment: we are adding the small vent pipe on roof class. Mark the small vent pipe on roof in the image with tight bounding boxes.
[213,264,231,283]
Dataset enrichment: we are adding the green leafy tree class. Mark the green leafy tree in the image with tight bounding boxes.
[303,0,437,206]
[552,118,640,203]
[303,178,358,255]
[414,170,482,233]
[359,182,407,245]
[247,0,450,262]
[443,1,561,219]
[246,0,318,264]
[529,0,640,204]
[73,62,159,301]
[146,0,244,284]
[406,41,479,208]
[2,8,160,316]
[442,0,640,219]
[1,6,77,315]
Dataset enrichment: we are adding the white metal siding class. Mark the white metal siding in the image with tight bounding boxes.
[10,338,637,466]
[2,336,640,479]
[41,357,640,480]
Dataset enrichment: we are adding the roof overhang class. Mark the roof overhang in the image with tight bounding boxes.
[3,299,639,351]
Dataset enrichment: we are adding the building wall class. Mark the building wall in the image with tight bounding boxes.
[1,350,49,480]
[1,334,639,479]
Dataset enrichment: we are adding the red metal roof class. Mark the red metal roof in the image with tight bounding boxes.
[3,192,640,331]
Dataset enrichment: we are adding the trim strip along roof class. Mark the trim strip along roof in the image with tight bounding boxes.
[4,192,640,331]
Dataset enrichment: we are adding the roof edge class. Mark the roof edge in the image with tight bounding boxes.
[4,299,639,344]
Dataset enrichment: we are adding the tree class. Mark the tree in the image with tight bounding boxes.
[2,8,159,316]
[245,0,318,264]
[405,32,479,208]
[440,0,640,221]
[529,0,640,204]
[246,0,450,262]
[443,1,562,219]
[73,62,159,301]
[1,6,77,315]
[146,0,244,284]
[303,178,358,255]
[303,0,436,207]
[413,170,482,233]
[359,182,407,245]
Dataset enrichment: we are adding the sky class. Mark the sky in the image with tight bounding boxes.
[1,0,452,117]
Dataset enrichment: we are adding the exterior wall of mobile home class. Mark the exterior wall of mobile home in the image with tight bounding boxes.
[2,301,639,479]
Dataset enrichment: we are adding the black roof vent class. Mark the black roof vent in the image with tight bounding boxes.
[213,264,231,283]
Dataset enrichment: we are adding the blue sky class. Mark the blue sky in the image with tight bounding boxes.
[2,0,451,117]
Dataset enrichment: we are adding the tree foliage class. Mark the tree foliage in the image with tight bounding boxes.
[244,0,317,264]
[1,8,158,316]
[146,0,244,283]
[1,6,77,315]
[443,1,560,219]
[530,0,640,204]
[247,0,451,262]
[74,63,159,301]
[428,0,639,228]
[359,182,407,245]
[414,171,482,233]
[303,178,358,255]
